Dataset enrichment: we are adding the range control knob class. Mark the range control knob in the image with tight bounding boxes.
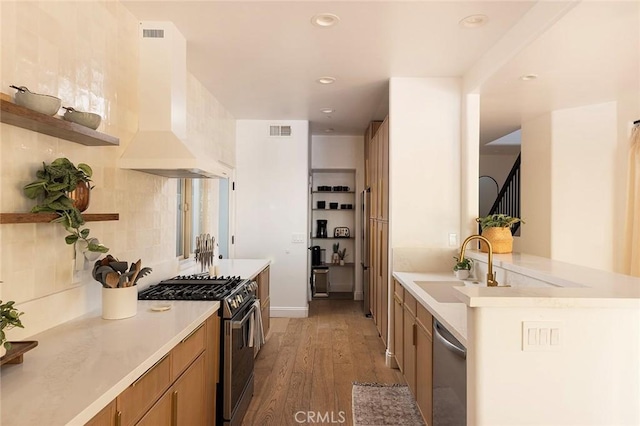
[230,299,237,309]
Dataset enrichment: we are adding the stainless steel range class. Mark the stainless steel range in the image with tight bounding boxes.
[138,274,258,425]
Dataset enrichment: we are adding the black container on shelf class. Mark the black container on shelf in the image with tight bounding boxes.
[340,204,347,209]
[316,219,328,238]
[317,185,331,192]
[332,186,341,192]
[329,202,339,210]
[317,201,326,209]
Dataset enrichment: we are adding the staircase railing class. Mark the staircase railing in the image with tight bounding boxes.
[488,153,521,234]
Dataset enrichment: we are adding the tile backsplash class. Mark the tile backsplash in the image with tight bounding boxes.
[0,1,235,338]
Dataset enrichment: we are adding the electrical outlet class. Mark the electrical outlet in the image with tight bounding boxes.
[291,233,305,243]
[522,321,562,351]
[448,233,458,246]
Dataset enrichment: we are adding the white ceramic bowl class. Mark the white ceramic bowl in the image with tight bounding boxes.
[62,107,101,130]
[11,85,61,116]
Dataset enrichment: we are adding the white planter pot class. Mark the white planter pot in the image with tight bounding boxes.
[0,344,6,358]
[454,269,470,280]
[102,286,138,320]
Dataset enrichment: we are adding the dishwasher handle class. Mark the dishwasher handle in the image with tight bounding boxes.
[434,320,466,360]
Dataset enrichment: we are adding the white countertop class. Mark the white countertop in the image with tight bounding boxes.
[0,257,270,426]
[392,271,468,346]
[459,250,640,308]
[0,300,219,426]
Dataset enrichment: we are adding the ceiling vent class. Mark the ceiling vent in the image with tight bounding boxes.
[270,125,292,137]
[142,29,164,38]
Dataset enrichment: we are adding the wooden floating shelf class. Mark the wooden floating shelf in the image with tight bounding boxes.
[0,98,119,147]
[0,213,119,224]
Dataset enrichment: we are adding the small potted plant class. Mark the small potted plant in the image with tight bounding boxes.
[332,243,341,264]
[0,300,24,357]
[476,214,524,254]
[338,248,348,266]
[453,256,473,279]
[23,158,109,255]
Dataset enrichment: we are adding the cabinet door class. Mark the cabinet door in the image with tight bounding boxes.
[380,221,389,345]
[368,218,377,320]
[205,314,220,426]
[174,354,206,426]
[136,391,172,426]
[379,118,389,221]
[393,293,404,372]
[86,400,116,426]
[403,308,416,396]
[370,131,379,219]
[416,324,433,425]
[261,297,270,343]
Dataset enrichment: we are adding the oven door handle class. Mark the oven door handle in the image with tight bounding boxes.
[232,304,256,329]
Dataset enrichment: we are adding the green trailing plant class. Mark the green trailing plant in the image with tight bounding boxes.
[23,158,108,253]
[0,300,24,351]
[476,214,524,231]
[453,256,472,271]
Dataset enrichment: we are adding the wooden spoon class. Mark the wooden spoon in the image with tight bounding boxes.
[128,259,142,287]
[105,272,119,288]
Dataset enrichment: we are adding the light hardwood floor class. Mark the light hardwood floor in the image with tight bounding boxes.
[243,300,405,426]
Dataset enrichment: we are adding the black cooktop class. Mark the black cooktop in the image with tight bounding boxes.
[138,275,245,301]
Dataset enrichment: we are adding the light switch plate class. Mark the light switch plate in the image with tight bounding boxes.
[522,321,562,351]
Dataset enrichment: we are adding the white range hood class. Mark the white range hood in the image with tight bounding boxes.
[119,21,229,179]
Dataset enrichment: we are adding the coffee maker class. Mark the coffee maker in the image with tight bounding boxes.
[309,245,322,266]
[316,220,328,238]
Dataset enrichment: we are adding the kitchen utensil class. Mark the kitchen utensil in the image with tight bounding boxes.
[316,220,328,238]
[109,261,128,274]
[119,271,135,288]
[62,106,101,130]
[133,267,152,285]
[128,259,142,287]
[10,85,61,115]
[105,272,119,288]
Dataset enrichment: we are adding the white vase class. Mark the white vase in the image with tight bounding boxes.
[455,269,470,280]
[102,286,138,320]
[0,344,6,358]
[340,260,345,266]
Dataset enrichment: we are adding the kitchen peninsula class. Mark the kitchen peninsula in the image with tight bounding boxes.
[0,259,270,426]
[392,249,640,426]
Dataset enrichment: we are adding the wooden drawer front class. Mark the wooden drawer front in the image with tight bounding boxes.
[404,291,417,316]
[85,399,115,426]
[172,324,206,381]
[117,354,171,426]
[261,297,271,339]
[135,390,172,426]
[416,304,433,336]
[394,280,404,300]
[258,267,270,300]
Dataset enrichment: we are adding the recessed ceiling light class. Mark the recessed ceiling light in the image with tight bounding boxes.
[320,108,334,114]
[520,74,539,81]
[311,13,340,28]
[324,128,335,133]
[317,77,336,85]
[459,14,489,28]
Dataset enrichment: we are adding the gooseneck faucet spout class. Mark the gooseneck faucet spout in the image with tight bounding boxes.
[459,235,499,287]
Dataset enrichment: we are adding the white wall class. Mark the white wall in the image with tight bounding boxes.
[0,1,236,339]
[388,77,461,265]
[235,120,309,317]
[468,305,640,425]
[311,135,365,298]
[520,103,621,271]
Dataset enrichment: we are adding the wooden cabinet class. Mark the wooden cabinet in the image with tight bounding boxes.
[85,400,116,426]
[365,118,389,344]
[86,313,219,426]
[393,282,404,372]
[256,266,271,340]
[395,279,434,425]
[416,305,433,425]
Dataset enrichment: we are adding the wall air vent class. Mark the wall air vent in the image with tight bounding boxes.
[269,125,292,137]
[143,29,165,38]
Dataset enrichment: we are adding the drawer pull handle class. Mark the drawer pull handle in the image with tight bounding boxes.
[132,353,169,387]
[181,324,203,343]
[172,391,178,426]
[115,410,122,426]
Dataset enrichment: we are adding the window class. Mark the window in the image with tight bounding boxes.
[176,179,205,259]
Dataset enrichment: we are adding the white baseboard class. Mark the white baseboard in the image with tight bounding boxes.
[385,349,399,369]
[353,291,364,300]
[270,306,309,318]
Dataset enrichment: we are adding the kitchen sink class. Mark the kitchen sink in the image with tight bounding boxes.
[415,281,466,303]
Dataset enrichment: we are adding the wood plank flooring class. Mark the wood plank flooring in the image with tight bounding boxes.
[243,300,405,426]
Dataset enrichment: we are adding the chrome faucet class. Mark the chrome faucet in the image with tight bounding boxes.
[459,235,499,287]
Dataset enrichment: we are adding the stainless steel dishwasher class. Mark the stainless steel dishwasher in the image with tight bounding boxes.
[433,319,466,425]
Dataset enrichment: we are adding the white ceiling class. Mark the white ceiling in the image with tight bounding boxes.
[121,1,639,145]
